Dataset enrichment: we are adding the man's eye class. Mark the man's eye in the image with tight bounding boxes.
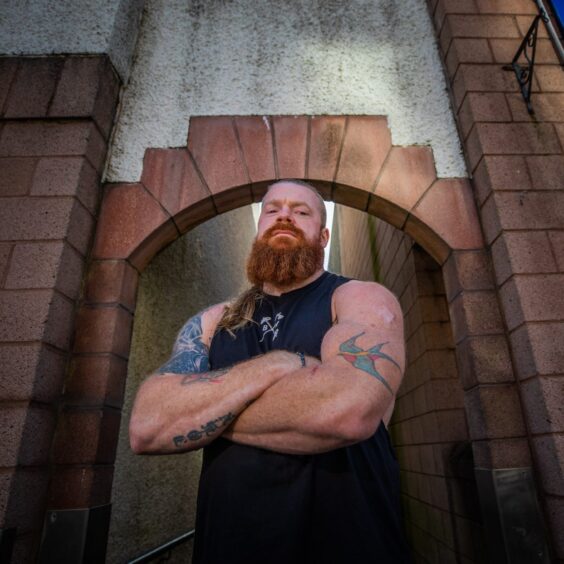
[297,210,310,216]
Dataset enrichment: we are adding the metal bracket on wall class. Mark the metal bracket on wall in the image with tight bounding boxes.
[475,468,552,563]
[503,0,564,114]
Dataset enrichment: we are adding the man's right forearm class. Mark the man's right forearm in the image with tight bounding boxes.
[129,351,301,454]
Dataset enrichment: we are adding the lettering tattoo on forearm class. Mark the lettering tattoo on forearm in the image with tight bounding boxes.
[172,412,235,448]
[338,332,400,395]
[157,313,210,375]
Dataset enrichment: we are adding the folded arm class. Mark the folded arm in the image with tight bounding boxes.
[222,281,405,454]
[129,304,303,454]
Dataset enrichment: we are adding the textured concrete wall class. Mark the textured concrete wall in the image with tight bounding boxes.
[107,206,256,564]
[107,0,466,182]
[0,0,145,80]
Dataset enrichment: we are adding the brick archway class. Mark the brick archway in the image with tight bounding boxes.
[49,116,527,547]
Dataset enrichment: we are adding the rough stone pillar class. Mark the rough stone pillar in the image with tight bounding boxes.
[427,0,564,560]
[0,55,120,562]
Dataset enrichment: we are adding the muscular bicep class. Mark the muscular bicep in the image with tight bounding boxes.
[322,281,405,397]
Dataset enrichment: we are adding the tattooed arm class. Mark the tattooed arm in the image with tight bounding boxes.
[222,281,405,454]
[129,303,303,454]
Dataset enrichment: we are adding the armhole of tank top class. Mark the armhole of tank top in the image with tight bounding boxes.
[330,276,352,325]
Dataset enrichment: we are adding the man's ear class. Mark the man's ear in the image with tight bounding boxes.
[320,227,330,248]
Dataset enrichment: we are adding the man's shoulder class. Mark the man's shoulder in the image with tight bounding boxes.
[333,279,401,318]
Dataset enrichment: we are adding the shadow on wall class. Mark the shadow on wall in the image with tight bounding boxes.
[106,206,256,564]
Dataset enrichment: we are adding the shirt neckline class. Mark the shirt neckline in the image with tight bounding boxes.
[263,271,330,302]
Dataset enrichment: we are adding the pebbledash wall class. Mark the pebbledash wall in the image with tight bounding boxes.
[0,2,562,564]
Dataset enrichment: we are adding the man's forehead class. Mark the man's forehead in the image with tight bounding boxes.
[262,183,319,206]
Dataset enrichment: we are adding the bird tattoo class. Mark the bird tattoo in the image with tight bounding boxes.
[338,332,399,395]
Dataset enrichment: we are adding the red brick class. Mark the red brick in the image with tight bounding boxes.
[555,123,564,149]
[3,58,63,118]
[446,14,521,38]
[187,116,249,205]
[456,334,514,388]
[507,92,564,122]
[489,38,559,65]
[501,274,564,331]
[466,123,561,171]
[445,38,492,79]
[427,349,459,380]
[510,321,564,379]
[535,65,564,92]
[531,434,564,496]
[52,407,120,464]
[458,92,511,139]
[140,148,215,232]
[0,242,12,285]
[307,115,346,184]
[92,183,172,261]
[30,157,101,215]
[548,231,564,271]
[375,147,436,214]
[449,290,504,343]
[411,178,483,253]
[452,64,521,112]
[491,231,557,285]
[465,384,526,439]
[48,464,113,509]
[272,116,308,179]
[0,157,37,196]
[0,404,56,466]
[11,534,41,563]
[233,116,275,188]
[404,214,451,265]
[526,155,564,191]
[479,197,501,246]
[0,121,107,174]
[0,58,19,114]
[434,0,478,34]
[0,343,66,402]
[0,197,70,242]
[50,57,118,137]
[64,354,127,408]
[515,16,550,38]
[434,410,469,442]
[472,436,532,468]
[443,250,494,302]
[127,218,180,271]
[0,290,54,344]
[84,259,138,311]
[73,305,133,357]
[476,0,536,14]
[439,17,454,55]
[5,241,84,299]
[472,155,530,205]
[335,116,391,191]
[521,376,564,434]
[494,191,564,230]
[367,194,408,230]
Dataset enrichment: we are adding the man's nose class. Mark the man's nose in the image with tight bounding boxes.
[276,206,294,222]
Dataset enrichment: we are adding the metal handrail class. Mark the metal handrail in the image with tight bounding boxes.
[127,529,195,564]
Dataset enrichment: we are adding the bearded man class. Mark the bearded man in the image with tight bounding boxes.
[130,180,411,563]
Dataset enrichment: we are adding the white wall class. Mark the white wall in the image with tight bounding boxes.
[106,0,467,182]
[0,0,145,80]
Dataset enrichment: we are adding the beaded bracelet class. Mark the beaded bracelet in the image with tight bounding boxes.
[296,351,306,367]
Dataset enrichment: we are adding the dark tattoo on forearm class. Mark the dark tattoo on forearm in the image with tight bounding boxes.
[338,332,399,395]
[172,412,235,448]
[180,368,228,386]
[157,313,210,374]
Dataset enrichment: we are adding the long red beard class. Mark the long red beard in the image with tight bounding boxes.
[247,223,324,288]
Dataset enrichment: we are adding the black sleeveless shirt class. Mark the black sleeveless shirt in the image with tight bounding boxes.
[192,272,411,564]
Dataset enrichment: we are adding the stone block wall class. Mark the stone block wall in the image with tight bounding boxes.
[0,55,120,560]
[427,0,564,557]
